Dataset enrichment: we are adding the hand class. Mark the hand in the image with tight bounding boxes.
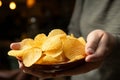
[85,29,116,62]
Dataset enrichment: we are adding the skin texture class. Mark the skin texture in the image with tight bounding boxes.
[85,30,116,62]
[10,29,116,79]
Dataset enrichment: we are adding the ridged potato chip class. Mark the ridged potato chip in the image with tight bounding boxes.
[78,37,86,46]
[63,36,85,60]
[43,49,63,58]
[41,35,62,51]
[22,48,42,67]
[8,50,24,57]
[34,34,47,48]
[48,29,66,37]
[35,51,66,64]
[20,38,34,50]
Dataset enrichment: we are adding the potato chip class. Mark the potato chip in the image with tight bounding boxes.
[41,55,60,64]
[35,55,45,64]
[69,55,85,62]
[48,29,66,37]
[54,53,67,63]
[36,50,66,64]
[36,55,58,64]
[20,38,34,50]
[43,49,63,58]
[8,50,24,57]
[41,36,62,51]
[34,34,47,48]
[78,37,86,46]
[63,36,86,60]
[22,48,42,67]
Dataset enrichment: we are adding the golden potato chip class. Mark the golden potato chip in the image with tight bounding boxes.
[69,55,85,62]
[36,50,66,64]
[43,49,63,58]
[63,36,86,60]
[41,55,60,64]
[48,29,66,37]
[34,34,47,48]
[8,50,24,57]
[78,37,86,46]
[22,48,42,67]
[54,53,67,63]
[35,55,45,64]
[36,55,58,64]
[41,36,62,51]
[20,38,34,50]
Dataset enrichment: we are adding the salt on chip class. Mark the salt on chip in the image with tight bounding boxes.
[22,48,42,67]
[63,36,86,60]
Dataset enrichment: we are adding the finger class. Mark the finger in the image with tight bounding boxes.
[85,30,103,55]
[10,42,20,50]
[86,33,109,62]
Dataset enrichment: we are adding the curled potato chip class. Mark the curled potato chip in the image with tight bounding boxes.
[69,55,85,62]
[20,38,34,50]
[36,55,59,64]
[41,36,62,51]
[41,55,60,64]
[34,34,47,48]
[35,50,66,64]
[43,49,63,58]
[8,50,24,57]
[22,48,42,67]
[78,37,86,46]
[48,29,66,37]
[63,36,85,60]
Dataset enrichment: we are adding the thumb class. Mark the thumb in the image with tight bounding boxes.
[85,31,100,55]
[10,42,20,50]
[85,30,103,61]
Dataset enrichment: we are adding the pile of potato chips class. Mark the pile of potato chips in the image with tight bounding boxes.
[8,29,86,67]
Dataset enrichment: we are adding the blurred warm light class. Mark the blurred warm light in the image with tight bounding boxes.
[26,0,36,8]
[9,1,16,10]
[0,0,2,7]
